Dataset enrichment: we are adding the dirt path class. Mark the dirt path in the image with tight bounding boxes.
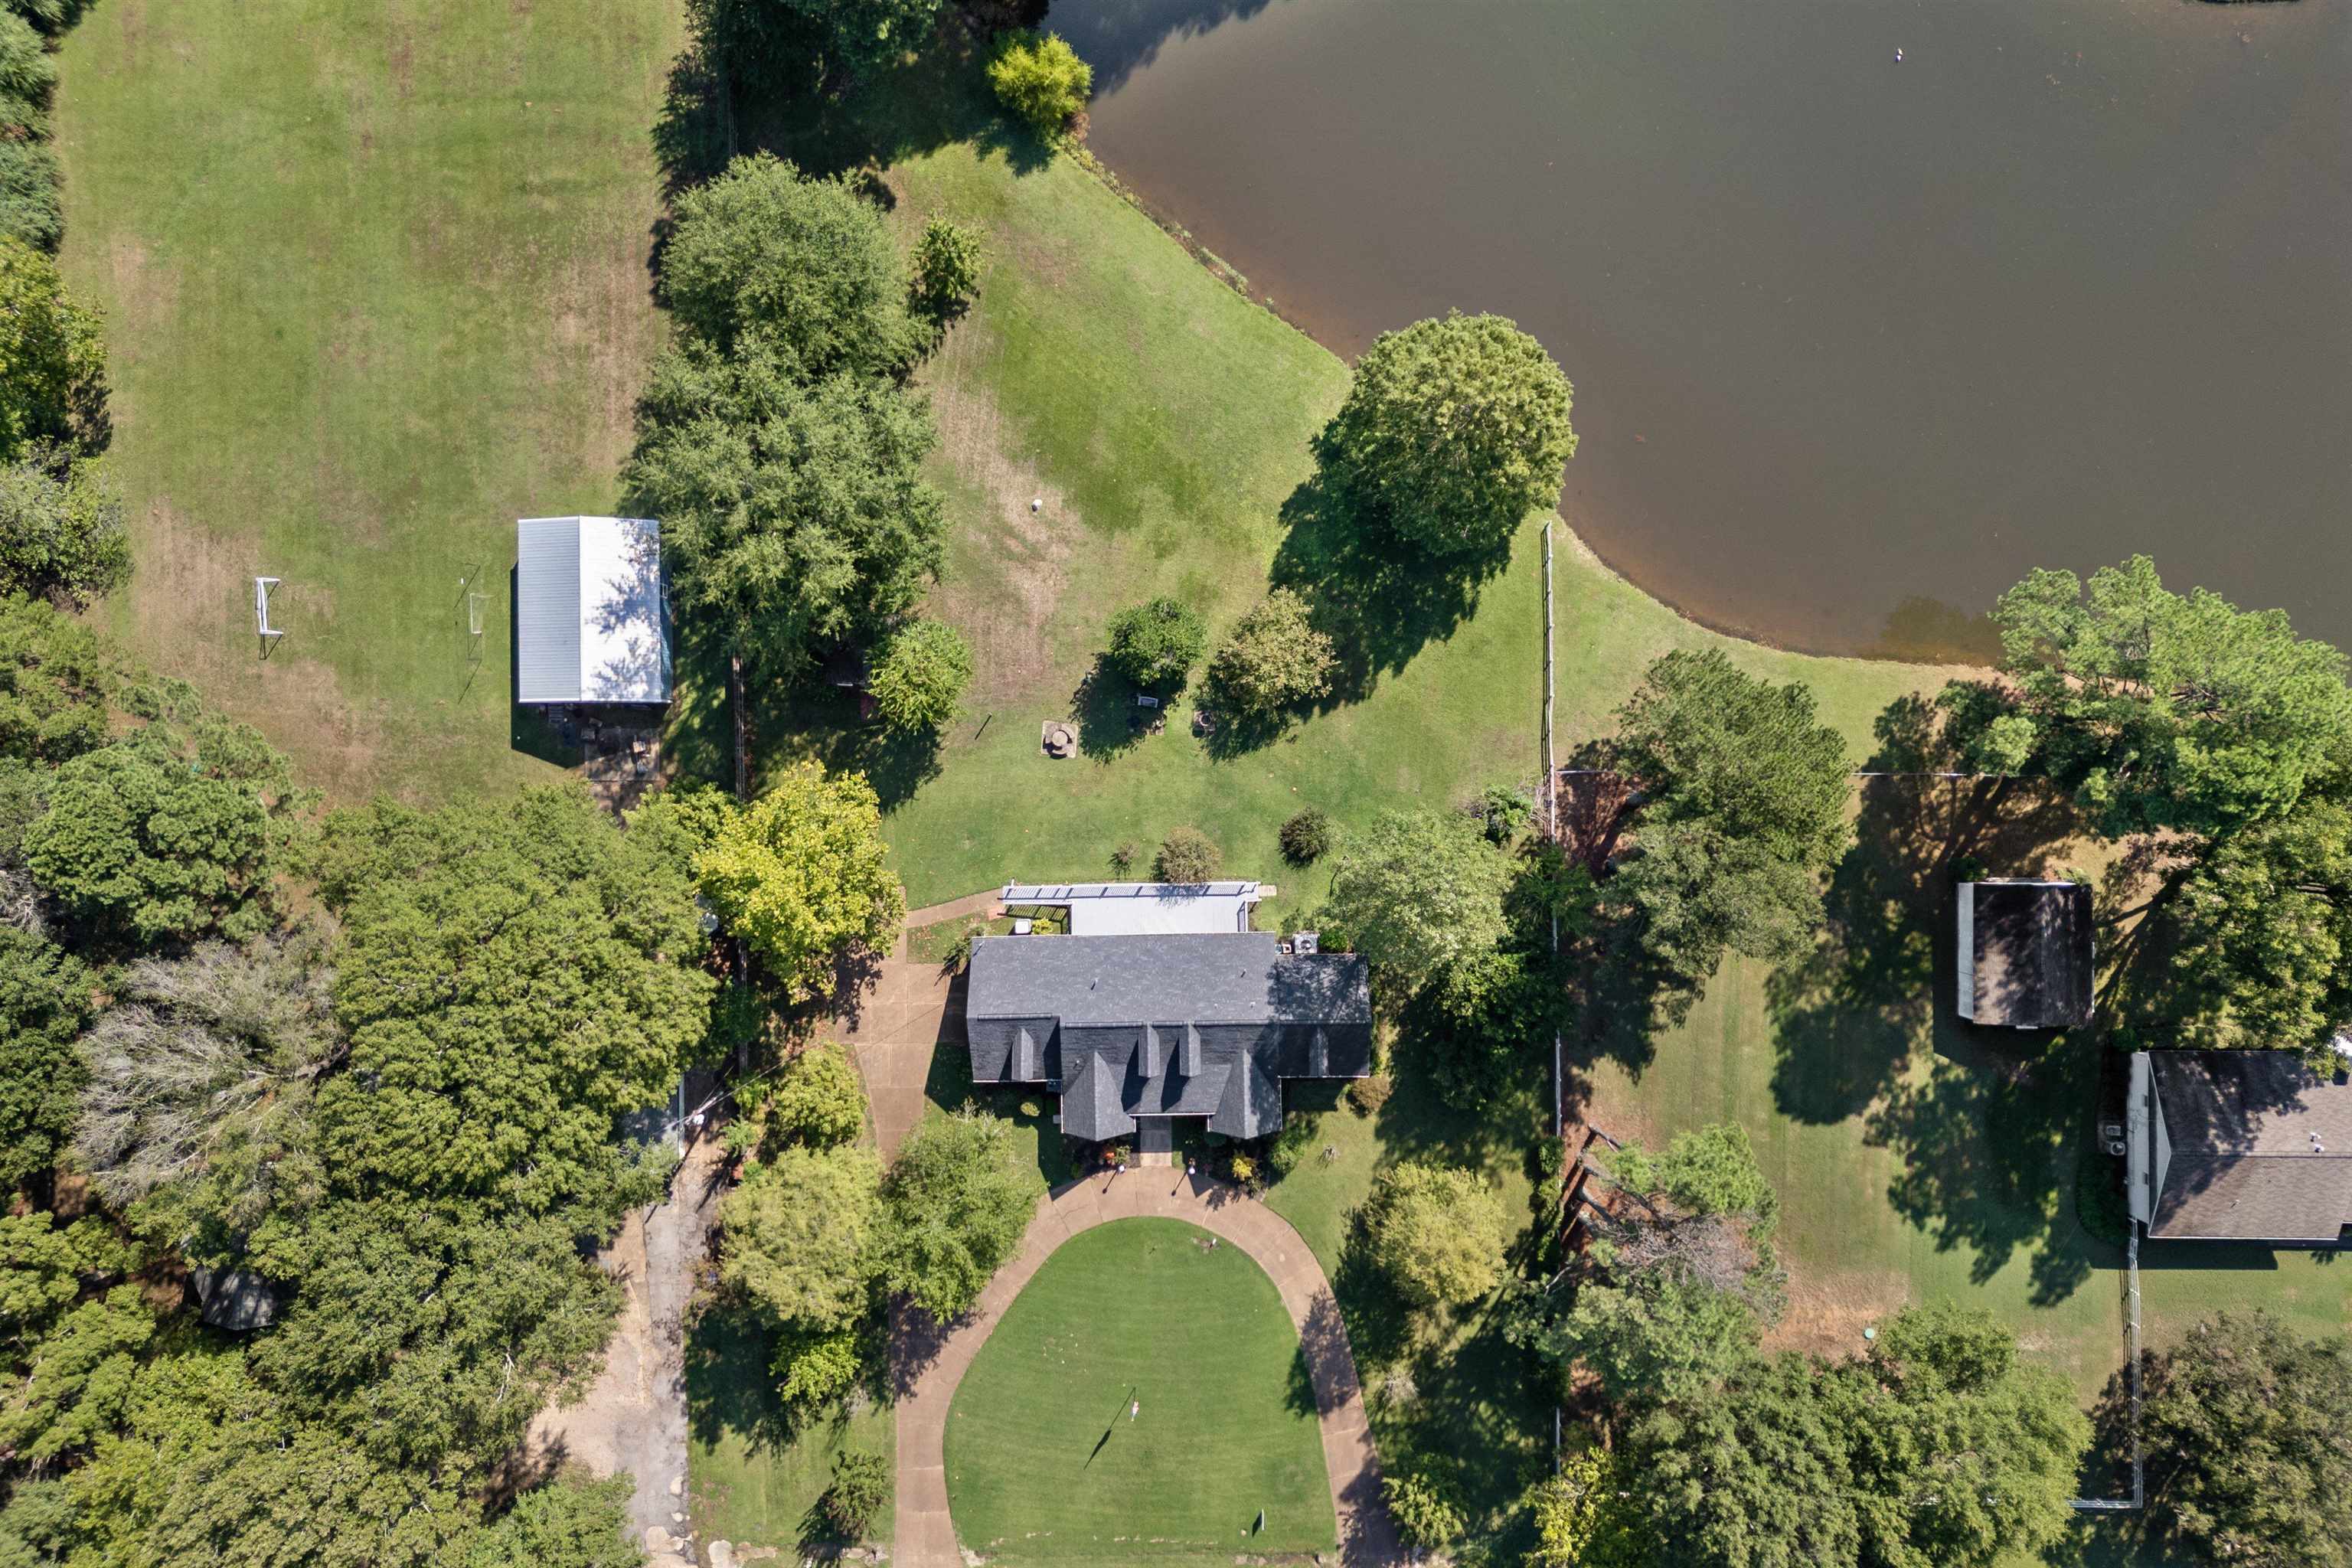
[890,1174,1400,1567]
[528,1135,728,1564]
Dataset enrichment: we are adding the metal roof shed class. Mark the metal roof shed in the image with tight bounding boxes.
[515,516,671,705]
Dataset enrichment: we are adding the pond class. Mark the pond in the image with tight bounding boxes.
[1050,0,2352,660]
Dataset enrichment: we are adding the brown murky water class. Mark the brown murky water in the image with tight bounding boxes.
[1051,0,2352,660]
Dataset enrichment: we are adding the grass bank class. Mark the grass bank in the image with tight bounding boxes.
[57,0,681,800]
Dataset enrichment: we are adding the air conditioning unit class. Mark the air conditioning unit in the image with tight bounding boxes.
[1292,931,1320,956]
[2099,1122,2124,1142]
[2105,1138,2128,1158]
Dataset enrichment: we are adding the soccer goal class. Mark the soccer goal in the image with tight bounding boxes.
[253,577,285,639]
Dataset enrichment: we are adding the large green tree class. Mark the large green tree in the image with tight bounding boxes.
[0,238,103,461]
[1989,556,2352,839]
[1360,1161,1507,1309]
[0,925,89,1191]
[312,787,714,1214]
[1325,807,1512,988]
[0,591,116,764]
[1611,649,1851,997]
[1316,311,1575,558]
[2138,1311,2352,1568]
[629,336,946,677]
[693,762,904,1003]
[876,1108,1037,1321]
[720,1142,883,1402]
[657,152,917,371]
[868,616,972,733]
[22,716,303,946]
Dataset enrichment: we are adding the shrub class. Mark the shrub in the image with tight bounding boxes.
[1108,841,1136,877]
[1205,588,1335,720]
[0,448,130,607]
[1104,596,1207,693]
[822,1448,891,1537]
[1279,807,1333,866]
[910,215,984,321]
[1153,827,1220,884]
[1225,1150,1257,1187]
[1385,1472,1466,1549]
[1345,1073,1393,1117]
[987,30,1092,140]
[1268,1113,1322,1179]
[1475,783,1534,844]
[1363,1161,1507,1308]
[869,617,972,733]
[775,1322,864,1407]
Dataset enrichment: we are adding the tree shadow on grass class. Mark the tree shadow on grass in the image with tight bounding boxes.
[1766,694,2085,1126]
[687,1298,802,1458]
[753,678,944,808]
[1069,655,1152,762]
[1268,472,1513,714]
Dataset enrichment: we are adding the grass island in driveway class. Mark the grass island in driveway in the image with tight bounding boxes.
[943,1217,1334,1565]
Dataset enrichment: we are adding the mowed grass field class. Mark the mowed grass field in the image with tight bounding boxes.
[56,0,681,800]
[943,1218,1334,1564]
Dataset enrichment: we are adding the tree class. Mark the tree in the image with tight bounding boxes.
[759,1040,868,1150]
[0,591,116,764]
[1604,1122,1779,1230]
[1533,1260,1766,1410]
[2158,798,2352,1060]
[0,12,55,136]
[1988,556,2352,841]
[869,616,972,733]
[1325,808,1511,988]
[987,31,1093,140]
[1619,1305,2088,1568]
[1104,596,1207,693]
[0,138,60,256]
[1204,588,1335,720]
[0,926,89,1191]
[1384,1472,1466,1550]
[1400,946,1542,1109]
[467,1473,640,1568]
[0,237,103,461]
[2138,1311,2352,1568]
[910,215,983,325]
[629,338,946,676]
[72,937,338,1244]
[1152,826,1220,884]
[822,1449,890,1538]
[1611,649,1851,995]
[314,787,714,1214]
[687,0,943,87]
[1316,311,1574,558]
[1527,1449,1652,1568]
[0,448,130,606]
[876,1108,1037,1321]
[23,717,302,946]
[694,762,905,1002]
[0,1284,154,1462]
[1360,1161,1506,1309]
[720,1143,882,1343]
[250,1200,619,1472]
[658,152,916,371]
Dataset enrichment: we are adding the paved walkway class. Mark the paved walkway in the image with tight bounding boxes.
[890,1174,1400,1567]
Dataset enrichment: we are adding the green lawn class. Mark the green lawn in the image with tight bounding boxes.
[943,1217,1334,1564]
[57,0,681,801]
[685,1303,895,1554]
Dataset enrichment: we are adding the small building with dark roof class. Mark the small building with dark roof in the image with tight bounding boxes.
[965,930,1372,1143]
[2127,1050,2352,1243]
[1956,878,2092,1029]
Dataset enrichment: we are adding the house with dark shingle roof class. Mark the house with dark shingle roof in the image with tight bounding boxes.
[965,927,1372,1144]
[2127,1050,2352,1242]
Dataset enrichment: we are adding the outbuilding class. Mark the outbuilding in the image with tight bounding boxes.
[2127,1050,2352,1243]
[514,516,670,706]
[1955,877,2092,1029]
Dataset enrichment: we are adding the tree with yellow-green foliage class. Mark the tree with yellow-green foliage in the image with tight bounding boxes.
[694,761,904,1001]
[0,239,103,462]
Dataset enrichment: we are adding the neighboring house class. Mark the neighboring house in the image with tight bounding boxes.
[998,880,1274,936]
[1956,878,2092,1029]
[965,881,1368,1147]
[2127,1050,2352,1243]
[514,516,670,706]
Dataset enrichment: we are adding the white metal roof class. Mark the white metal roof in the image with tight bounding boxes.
[515,516,670,704]
[999,880,1269,937]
